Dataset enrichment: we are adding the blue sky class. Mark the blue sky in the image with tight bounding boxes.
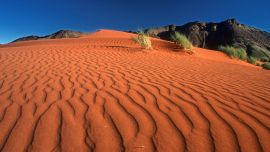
[0,0,269,44]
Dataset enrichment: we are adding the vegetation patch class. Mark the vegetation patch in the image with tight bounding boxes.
[218,45,247,60]
[170,32,194,54]
[262,62,270,70]
[247,57,257,65]
[247,44,270,62]
[132,31,152,50]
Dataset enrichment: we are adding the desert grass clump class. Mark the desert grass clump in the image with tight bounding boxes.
[262,62,270,70]
[247,56,257,65]
[247,44,270,62]
[256,63,261,66]
[170,32,194,54]
[132,31,152,50]
[218,45,247,60]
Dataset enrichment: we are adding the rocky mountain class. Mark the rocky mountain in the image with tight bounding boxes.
[143,19,270,61]
[12,30,82,43]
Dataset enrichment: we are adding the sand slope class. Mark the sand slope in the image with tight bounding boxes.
[0,30,270,152]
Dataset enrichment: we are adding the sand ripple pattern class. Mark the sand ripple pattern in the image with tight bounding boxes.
[0,33,270,152]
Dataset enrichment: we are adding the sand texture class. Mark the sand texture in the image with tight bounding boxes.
[0,30,270,152]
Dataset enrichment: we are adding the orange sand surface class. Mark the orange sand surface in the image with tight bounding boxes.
[0,30,270,152]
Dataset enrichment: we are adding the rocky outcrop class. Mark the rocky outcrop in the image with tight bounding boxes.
[143,19,270,61]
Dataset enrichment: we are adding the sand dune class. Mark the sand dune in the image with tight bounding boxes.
[0,30,269,152]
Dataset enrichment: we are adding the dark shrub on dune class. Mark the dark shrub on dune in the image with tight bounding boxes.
[218,45,247,60]
[247,57,257,65]
[262,62,270,70]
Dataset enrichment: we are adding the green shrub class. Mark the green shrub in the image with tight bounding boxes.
[132,31,152,50]
[247,44,270,61]
[262,62,270,70]
[247,57,257,65]
[218,45,247,60]
[170,32,194,54]
[260,56,270,62]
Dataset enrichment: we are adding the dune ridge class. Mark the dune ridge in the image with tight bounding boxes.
[0,30,269,152]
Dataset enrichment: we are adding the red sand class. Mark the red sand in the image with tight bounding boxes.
[0,30,269,152]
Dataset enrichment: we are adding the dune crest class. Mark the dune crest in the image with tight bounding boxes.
[0,30,270,152]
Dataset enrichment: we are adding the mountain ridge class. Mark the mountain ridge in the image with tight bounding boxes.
[11,30,82,43]
[140,18,270,61]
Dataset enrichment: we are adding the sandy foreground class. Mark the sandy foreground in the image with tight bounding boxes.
[0,30,269,152]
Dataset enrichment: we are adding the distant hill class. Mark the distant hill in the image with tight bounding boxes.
[12,30,82,43]
[141,19,270,61]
